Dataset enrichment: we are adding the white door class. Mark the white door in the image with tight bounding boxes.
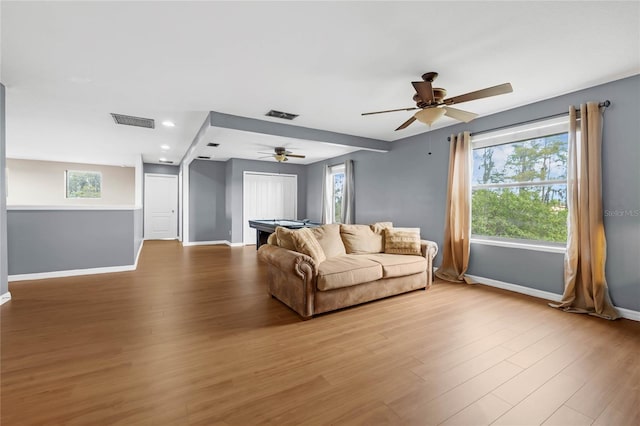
[144,173,178,239]
[243,172,297,245]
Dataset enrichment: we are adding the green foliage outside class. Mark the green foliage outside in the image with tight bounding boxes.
[333,172,344,223]
[472,134,568,243]
[66,171,101,198]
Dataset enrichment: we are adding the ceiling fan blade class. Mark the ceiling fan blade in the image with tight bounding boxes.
[412,81,435,103]
[286,154,306,158]
[362,106,419,116]
[395,116,416,131]
[444,83,513,105]
[443,106,479,123]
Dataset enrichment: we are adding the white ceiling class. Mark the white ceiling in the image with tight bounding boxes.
[2,1,639,167]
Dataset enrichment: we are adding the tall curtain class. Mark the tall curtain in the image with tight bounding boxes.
[435,132,473,283]
[550,103,618,319]
[341,160,355,224]
[321,164,331,224]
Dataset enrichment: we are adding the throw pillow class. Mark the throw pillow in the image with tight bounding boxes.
[370,222,393,251]
[340,224,384,254]
[292,227,327,263]
[267,232,278,246]
[311,224,346,258]
[275,227,296,251]
[384,227,421,256]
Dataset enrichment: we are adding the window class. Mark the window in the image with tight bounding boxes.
[471,117,569,245]
[329,164,345,224]
[66,170,102,199]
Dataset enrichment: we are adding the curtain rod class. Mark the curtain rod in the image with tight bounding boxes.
[447,100,611,141]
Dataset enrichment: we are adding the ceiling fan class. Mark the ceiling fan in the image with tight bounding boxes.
[362,72,513,130]
[258,147,306,162]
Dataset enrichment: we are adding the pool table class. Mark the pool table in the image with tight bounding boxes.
[249,219,321,249]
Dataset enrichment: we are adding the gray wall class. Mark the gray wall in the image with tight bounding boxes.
[307,75,640,311]
[7,209,137,275]
[0,83,8,294]
[227,158,307,243]
[143,163,180,175]
[189,160,228,242]
[134,208,143,259]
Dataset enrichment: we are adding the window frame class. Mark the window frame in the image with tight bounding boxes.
[470,116,571,251]
[65,170,103,199]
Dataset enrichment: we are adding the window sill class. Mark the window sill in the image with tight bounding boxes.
[470,238,566,254]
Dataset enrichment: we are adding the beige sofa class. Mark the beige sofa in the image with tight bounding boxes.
[257,223,438,319]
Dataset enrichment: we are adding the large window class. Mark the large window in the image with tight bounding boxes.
[66,170,102,199]
[471,117,569,245]
[329,164,345,224]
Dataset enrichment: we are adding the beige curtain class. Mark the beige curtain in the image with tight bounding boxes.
[550,103,618,319]
[435,131,473,283]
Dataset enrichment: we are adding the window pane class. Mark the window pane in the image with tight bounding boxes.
[472,185,567,243]
[66,171,101,198]
[472,134,568,184]
[333,172,344,224]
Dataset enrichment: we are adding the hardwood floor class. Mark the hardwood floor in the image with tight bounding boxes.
[2,240,639,425]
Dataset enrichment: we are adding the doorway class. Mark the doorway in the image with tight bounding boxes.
[144,173,178,239]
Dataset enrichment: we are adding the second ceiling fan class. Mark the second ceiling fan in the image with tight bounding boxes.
[362,72,513,130]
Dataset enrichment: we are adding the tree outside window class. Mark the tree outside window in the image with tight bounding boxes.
[66,170,102,199]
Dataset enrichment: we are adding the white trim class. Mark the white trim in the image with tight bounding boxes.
[467,274,639,322]
[9,264,137,282]
[181,240,245,247]
[471,238,566,254]
[134,240,144,268]
[1,292,11,306]
[7,205,138,211]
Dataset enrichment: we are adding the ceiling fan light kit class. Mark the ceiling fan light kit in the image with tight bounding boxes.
[362,72,513,130]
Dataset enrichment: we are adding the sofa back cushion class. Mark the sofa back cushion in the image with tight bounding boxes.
[384,227,422,256]
[291,227,326,263]
[275,227,297,251]
[311,224,346,258]
[340,224,384,254]
[370,222,393,251]
[267,232,278,246]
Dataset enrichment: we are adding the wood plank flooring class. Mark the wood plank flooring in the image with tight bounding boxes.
[2,240,639,425]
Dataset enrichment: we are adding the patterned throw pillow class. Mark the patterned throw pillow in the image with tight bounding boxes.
[384,227,421,256]
[292,227,327,263]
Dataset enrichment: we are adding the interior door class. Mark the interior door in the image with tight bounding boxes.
[243,172,297,245]
[144,173,178,239]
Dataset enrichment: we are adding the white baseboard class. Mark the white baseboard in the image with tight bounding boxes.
[225,241,245,247]
[182,240,245,247]
[1,291,11,306]
[467,274,639,322]
[8,263,137,282]
[134,240,144,268]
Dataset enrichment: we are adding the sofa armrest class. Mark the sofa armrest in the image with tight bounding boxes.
[257,244,318,279]
[421,240,438,260]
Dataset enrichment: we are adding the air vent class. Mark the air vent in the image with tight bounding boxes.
[207,142,220,147]
[158,159,174,164]
[266,109,298,120]
[197,156,211,160]
[110,113,155,129]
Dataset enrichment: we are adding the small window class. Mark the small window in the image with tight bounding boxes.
[66,170,102,199]
[329,164,345,224]
[471,116,569,245]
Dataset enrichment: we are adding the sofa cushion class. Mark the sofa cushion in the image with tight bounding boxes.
[267,232,278,246]
[311,224,346,258]
[370,222,393,251]
[340,224,384,254]
[317,256,383,291]
[275,227,297,251]
[292,227,326,264]
[361,253,428,278]
[384,227,421,255]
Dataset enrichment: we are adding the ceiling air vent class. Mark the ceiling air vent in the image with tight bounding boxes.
[110,113,155,129]
[197,156,211,160]
[266,109,298,120]
[207,142,220,147]
[158,159,174,164]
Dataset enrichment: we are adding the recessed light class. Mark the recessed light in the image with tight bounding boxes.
[162,121,175,127]
[161,144,170,150]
